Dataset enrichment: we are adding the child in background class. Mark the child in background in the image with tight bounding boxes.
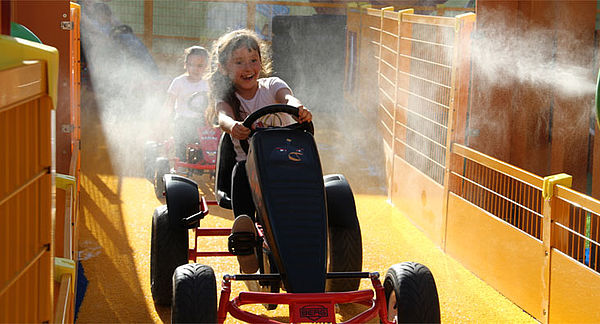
[164,46,210,163]
[208,29,311,274]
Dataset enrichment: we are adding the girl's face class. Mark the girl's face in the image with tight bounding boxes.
[224,46,262,98]
[186,55,208,82]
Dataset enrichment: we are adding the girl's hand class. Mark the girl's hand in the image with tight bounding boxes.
[230,122,251,140]
[296,105,312,123]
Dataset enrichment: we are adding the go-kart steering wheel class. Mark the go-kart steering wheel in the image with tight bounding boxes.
[240,104,314,154]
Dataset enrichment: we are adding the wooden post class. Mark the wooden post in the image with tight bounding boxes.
[442,12,475,249]
[143,0,153,52]
[541,193,554,324]
[1,0,10,35]
[374,6,393,200]
[247,2,256,31]
[541,173,572,324]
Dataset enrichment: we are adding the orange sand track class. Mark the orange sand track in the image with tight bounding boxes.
[75,87,537,323]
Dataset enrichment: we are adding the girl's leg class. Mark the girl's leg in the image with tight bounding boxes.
[174,118,198,162]
[173,117,187,161]
[231,161,256,221]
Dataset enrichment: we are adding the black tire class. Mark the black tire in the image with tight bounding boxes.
[172,263,217,324]
[326,225,362,292]
[324,174,363,292]
[150,205,188,306]
[383,262,440,323]
[144,141,158,181]
[154,157,170,199]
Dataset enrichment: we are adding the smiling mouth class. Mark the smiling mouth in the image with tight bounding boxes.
[242,74,255,81]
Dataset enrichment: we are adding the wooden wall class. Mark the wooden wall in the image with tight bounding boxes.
[469,0,596,193]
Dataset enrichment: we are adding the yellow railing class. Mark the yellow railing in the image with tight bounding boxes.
[53,3,82,323]
[347,6,600,324]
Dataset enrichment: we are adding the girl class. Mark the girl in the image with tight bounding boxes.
[209,29,311,274]
[164,45,210,162]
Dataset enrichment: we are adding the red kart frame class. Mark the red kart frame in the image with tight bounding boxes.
[172,125,221,175]
[191,197,394,324]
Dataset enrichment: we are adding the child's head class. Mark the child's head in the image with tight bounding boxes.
[208,29,272,120]
[212,29,272,80]
[184,46,209,81]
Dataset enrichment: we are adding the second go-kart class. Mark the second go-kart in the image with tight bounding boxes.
[149,105,440,323]
[144,91,221,199]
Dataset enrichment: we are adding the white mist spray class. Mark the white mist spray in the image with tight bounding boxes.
[81,1,169,177]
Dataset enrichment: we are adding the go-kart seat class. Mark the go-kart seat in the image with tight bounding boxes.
[214,132,236,209]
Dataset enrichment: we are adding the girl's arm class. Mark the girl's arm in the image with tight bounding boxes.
[164,93,176,118]
[216,101,251,140]
[275,88,312,123]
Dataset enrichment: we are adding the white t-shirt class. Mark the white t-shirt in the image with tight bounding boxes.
[223,77,296,161]
[167,74,210,119]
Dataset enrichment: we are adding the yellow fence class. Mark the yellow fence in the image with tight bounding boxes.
[0,3,81,322]
[0,40,55,323]
[346,6,600,324]
[448,143,600,323]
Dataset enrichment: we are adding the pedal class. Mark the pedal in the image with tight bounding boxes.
[228,232,259,256]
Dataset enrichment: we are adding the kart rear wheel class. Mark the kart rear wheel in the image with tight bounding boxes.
[324,174,362,292]
[383,262,440,323]
[154,157,169,199]
[150,205,188,306]
[172,263,217,324]
[144,141,158,181]
[326,225,362,291]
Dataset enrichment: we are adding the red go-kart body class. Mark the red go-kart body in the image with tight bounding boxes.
[173,125,221,172]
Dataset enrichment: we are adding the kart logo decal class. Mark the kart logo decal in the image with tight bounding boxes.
[288,151,303,162]
[300,305,328,322]
[271,139,305,163]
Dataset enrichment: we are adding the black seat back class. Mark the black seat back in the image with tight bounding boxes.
[214,132,236,209]
[246,128,327,293]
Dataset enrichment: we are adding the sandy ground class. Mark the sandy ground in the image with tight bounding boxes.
[75,84,537,323]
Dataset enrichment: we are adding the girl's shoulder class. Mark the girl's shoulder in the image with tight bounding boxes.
[258,76,289,88]
[173,73,188,81]
[170,73,188,84]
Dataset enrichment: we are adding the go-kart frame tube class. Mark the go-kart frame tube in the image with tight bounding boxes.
[216,272,391,324]
[174,160,217,170]
[188,199,235,259]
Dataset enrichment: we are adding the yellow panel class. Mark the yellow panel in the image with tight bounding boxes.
[446,193,545,320]
[402,13,455,27]
[0,62,45,109]
[549,250,600,323]
[0,35,59,109]
[391,157,444,245]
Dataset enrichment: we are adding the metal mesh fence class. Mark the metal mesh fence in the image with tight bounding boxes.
[101,0,321,52]
[449,154,544,240]
[555,194,600,273]
[89,0,328,75]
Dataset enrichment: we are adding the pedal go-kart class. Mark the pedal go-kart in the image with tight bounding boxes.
[144,91,221,199]
[149,105,441,323]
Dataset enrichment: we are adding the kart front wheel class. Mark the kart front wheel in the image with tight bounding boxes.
[154,157,169,199]
[383,262,440,323]
[150,205,188,306]
[172,263,217,323]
